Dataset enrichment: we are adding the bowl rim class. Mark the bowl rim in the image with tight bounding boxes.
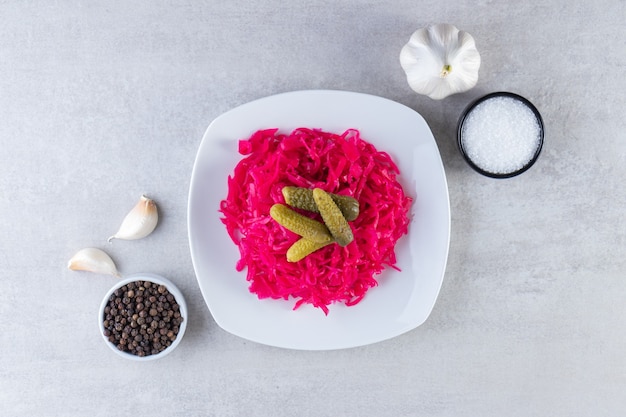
[456,91,545,179]
[98,273,188,361]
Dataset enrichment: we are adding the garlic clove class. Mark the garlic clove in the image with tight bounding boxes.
[67,247,120,277]
[108,195,158,242]
[400,23,481,100]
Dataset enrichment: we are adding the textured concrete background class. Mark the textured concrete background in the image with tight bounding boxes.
[1,1,625,416]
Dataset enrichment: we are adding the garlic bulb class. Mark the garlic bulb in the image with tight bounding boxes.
[108,195,158,242]
[400,23,481,100]
[68,248,120,277]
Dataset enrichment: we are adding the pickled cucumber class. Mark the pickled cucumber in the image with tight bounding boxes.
[286,238,333,262]
[282,186,359,221]
[269,204,333,243]
[312,188,354,247]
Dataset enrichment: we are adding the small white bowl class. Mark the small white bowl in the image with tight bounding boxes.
[99,273,188,361]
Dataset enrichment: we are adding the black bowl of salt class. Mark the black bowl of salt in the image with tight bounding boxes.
[457,92,544,178]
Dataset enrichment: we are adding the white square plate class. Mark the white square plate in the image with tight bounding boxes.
[188,90,450,350]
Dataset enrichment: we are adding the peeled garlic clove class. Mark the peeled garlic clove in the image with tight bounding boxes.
[67,248,120,277]
[108,195,158,242]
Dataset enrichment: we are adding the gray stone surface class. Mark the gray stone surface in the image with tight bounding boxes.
[1,1,625,416]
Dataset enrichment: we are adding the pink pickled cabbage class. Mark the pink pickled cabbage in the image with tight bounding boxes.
[219,128,412,314]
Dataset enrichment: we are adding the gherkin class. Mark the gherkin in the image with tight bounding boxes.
[269,204,333,244]
[312,188,354,247]
[286,238,333,262]
[282,186,359,221]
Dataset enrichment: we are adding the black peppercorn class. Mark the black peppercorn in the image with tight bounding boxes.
[102,279,184,357]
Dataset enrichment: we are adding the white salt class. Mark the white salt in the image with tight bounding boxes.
[461,96,541,175]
